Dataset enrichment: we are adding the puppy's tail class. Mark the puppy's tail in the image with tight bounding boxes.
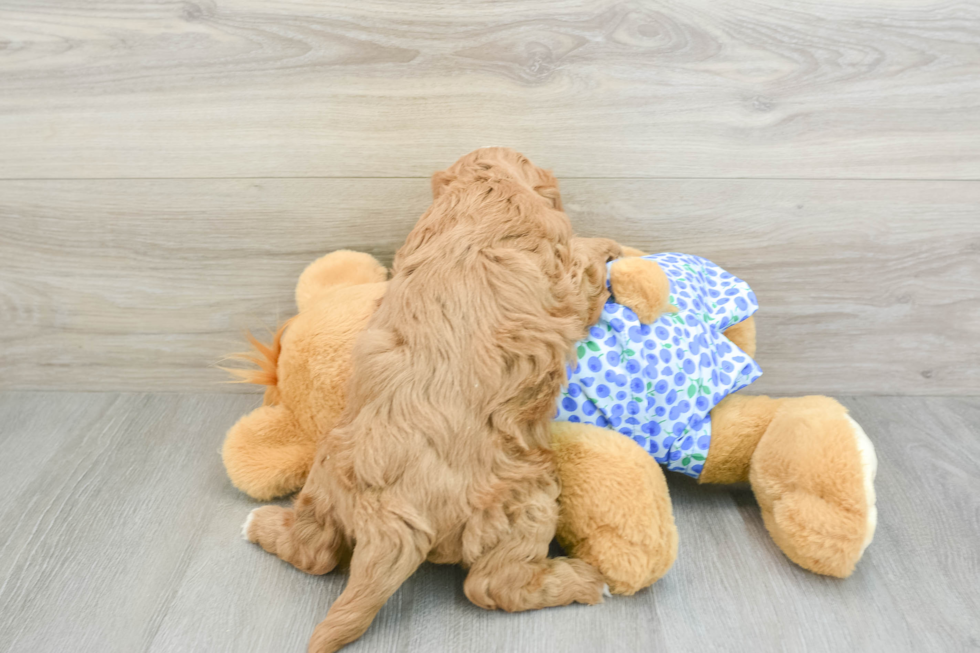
[308,515,429,653]
[220,320,291,388]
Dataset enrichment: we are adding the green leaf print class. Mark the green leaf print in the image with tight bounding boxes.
[687,384,696,398]
[577,345,586,359]
[586,341,600,352]
[663,343,672,349]
[692,377,709,396]
[682,456,691,466]
[690,454,705,461]
[646,381,653,391]
[624,348,636,357]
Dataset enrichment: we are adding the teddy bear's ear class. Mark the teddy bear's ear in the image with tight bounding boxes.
[431,170,454,199]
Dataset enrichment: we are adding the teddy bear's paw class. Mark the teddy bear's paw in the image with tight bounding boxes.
[767,489,871,578]
[750,398,877,578]
[766,414,878,577]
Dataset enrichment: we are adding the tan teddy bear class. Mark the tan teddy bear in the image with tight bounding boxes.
[224,248,876,593]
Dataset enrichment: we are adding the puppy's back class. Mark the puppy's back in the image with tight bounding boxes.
[331,172,584,530]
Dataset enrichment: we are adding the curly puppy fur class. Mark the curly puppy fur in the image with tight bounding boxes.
[245,148,622,653]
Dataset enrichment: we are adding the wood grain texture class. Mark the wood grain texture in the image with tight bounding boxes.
[2,178,978,394]
[1,0,978,179]
[0,393,977,652]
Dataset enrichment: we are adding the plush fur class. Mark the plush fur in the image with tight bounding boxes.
[242,148,635,653]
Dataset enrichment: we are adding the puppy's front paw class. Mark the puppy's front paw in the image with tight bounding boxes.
[609,257,677,324]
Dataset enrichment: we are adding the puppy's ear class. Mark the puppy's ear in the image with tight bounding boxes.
[535,185,563,210]
[534,169,563,210]
[431,170,454,199]
[571,237,622,273]
[570,237,622,324]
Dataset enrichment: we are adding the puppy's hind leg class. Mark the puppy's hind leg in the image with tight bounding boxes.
[464,487,606,612]
[244,491,347,576]
[308,514,430,653]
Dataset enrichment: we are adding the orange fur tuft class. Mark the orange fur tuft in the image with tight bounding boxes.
[222,321,290,387]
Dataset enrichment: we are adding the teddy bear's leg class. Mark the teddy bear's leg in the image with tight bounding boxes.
[551,422,678,595]
[702,395,878,577]
[295,250,387,312]
[697,394,781,485]
[222,404,314,501]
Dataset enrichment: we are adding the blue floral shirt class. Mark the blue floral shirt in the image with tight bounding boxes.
[555,253,762,478]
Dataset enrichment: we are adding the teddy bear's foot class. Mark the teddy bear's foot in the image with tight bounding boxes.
[551,422,678,595]
[749,397,877,578]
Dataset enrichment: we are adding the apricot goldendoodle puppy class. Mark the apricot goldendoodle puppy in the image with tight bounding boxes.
[244,148,622,653]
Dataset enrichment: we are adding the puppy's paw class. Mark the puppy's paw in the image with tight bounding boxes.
[243,505,293,553]
[609,257,677,324]
[242,508,258,541]
[565,557,608,606]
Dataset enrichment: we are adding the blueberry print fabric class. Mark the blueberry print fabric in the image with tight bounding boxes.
[556,253,762,479]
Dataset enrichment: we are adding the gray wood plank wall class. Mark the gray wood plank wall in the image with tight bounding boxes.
[1,0,978,395]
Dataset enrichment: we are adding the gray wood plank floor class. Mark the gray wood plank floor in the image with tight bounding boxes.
[0,392,976,652]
